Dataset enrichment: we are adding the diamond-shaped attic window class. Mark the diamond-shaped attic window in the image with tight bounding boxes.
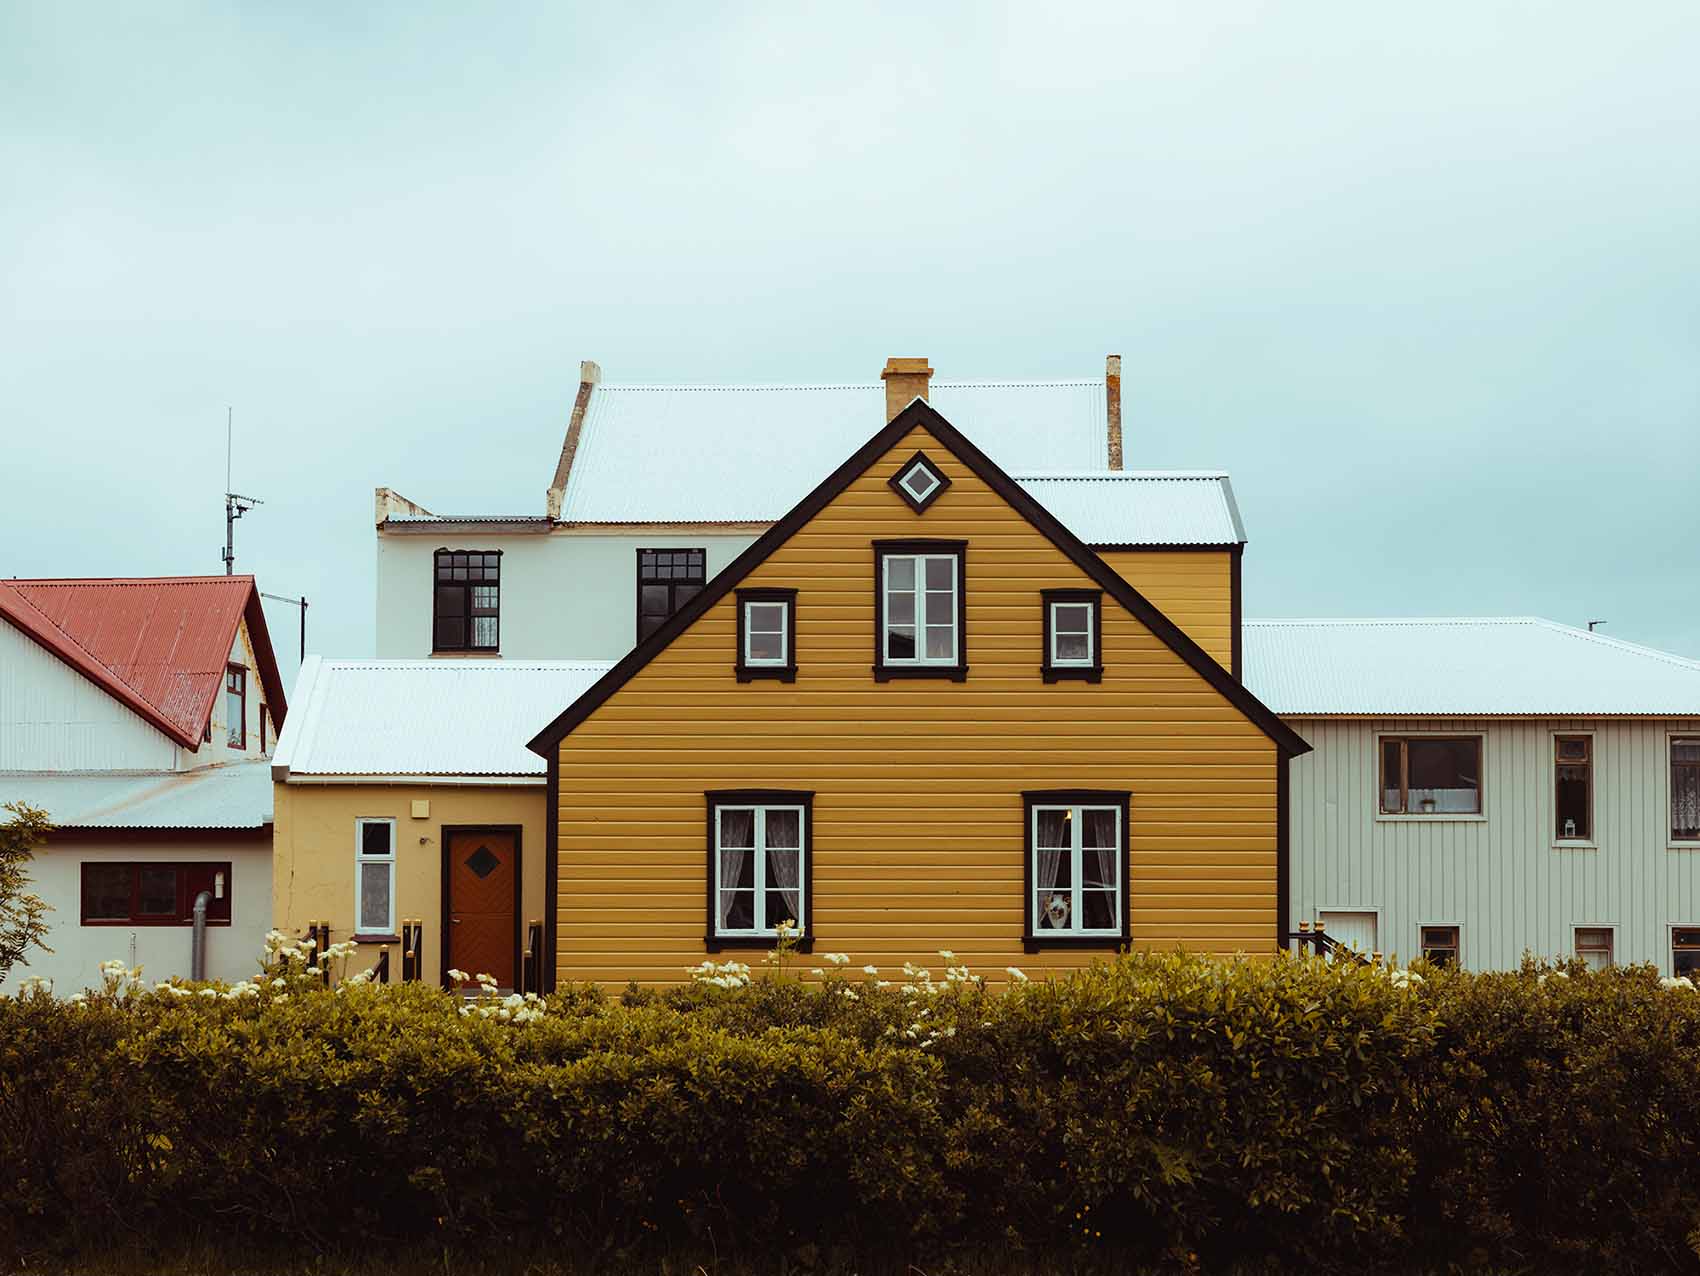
[465,846,500,879]
[888,451,950,512]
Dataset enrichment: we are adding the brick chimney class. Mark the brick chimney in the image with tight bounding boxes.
[1106,354,1123,470]
[880,357,933,422]
[546,360,601,520]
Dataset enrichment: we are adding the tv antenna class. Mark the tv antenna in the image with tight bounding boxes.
[223,406,263,575]
[1587,619,1607,632]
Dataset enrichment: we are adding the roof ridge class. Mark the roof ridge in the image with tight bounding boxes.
[9,575,254,586]
[596,380,1099,393]
[1015,470,1230,481]
[1529,618,1700,671]
[1243,617,1541,626]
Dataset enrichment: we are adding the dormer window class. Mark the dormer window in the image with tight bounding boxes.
[888,451,951,513]
[1041,589,1103,683]
[873,540,967,681]
[736,588,797,682]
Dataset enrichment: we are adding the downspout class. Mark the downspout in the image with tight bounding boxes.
[191,891,212,980]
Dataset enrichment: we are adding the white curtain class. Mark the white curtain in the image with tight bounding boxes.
[1035,810,1067,929]
[718,809,754,929]
[769,850,800,925]
[1675,765,1700,839]
[1084,810,1117,889]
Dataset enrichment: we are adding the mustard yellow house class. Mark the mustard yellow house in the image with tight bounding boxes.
[527,380,1309,986]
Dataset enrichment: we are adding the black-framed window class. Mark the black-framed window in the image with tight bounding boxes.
[706,790,814,950]
[873,539,967,682]
[638,548,706,643]
[1041,589,1103,683]
[1022,790,1131,951]
[225,664,246,748]
[1420,925,1461,967]
[736,588,797,682]
[1380,736,1483,815]
[887,450,951,513]
[80,862,232,926]
[434,550,502,652]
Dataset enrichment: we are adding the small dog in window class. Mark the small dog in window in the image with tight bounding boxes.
[1045,893,1071,929]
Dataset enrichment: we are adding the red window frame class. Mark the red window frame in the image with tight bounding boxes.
[79,862,233,926]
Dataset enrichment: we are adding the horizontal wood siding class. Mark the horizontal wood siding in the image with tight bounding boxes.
[1096,550,1233,671]
[1290,716,1700,972]
[556,423,1277,985]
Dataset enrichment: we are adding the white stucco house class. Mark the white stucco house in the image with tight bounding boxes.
[0,575,287,992]
[1246,617,1700,973]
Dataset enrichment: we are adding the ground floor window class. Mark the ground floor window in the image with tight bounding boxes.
[1574,926,1613,970]
[1673,927,1700,975]
[1023,790,1130,947]
[356,818,397,935]
[1420,925,1461,967]
[80,862,231,925]
[707,791,813,946]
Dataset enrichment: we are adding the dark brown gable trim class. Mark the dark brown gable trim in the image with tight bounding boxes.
[1276,746,1292,951]
[526,399,1309,758]
[1231,544,1244,682]
[543,758,559,993]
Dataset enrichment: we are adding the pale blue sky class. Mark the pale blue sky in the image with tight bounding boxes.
[3,2,1697,683]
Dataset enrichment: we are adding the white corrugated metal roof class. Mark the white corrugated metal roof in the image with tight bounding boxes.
[1244,618,1700,716]
[557,381,1108,523]
[273,657,615,780]
[0,760,274,829]
[1014,472,1245,546]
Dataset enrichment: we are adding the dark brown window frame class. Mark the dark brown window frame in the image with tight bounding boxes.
[887,449,952,513]
[637,547,707,644]
[259,703,268,754]
[225,663,246,749]
[704,789,815,952]
[1022,789,1132,953]
[432,549,503,654]
[1378,735,1484,816]
[735,588,797,683]
[1419,924,1461,967]
[79,861,233,926]
[872,539,968,682]
[1674,926,1700,974]
[1040,588,1103,684]
[1574,926,1614,967]
[1554,733,1593,843]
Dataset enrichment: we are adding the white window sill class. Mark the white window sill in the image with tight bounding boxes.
[1374,813,1487,824]
[1552,841,1599,852]
[1669,844,1700,852]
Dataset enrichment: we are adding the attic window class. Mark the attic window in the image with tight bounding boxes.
[888,452,950,513]
[736,589,797,682]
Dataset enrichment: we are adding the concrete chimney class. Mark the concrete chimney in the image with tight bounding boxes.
[1106,354,1123,470]
[546,360,601,520]
[880,357,934,423]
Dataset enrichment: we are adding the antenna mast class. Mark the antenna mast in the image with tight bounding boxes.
[223,406,262,575]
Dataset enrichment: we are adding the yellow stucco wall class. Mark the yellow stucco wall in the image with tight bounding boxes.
[552,420,1279,986]
[272,782,546,982]
[1096,550,1234,671]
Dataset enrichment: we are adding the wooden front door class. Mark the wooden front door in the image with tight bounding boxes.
[445,829,518,988]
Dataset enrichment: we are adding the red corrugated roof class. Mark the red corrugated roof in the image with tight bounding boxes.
[0,576,288,750]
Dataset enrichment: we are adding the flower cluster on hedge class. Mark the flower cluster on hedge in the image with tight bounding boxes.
[5,949,1700,1272]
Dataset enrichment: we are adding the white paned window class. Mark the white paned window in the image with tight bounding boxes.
[355,818,396,935]
[883,553,958,666]
[1050,602,1094,666]
[1673,738,1700,842]
[1030,803,1122,936]
[712,802,806,938]
[745,602,788,666]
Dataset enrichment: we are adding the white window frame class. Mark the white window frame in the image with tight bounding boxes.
[1048,600,1096,667]
[898,461,941,504]
[1669,733,1700,849]
[1029,803,1122,938]
[881,552,959,667]
[743,600,790,667]
[711,803,807,940]
[354,817,397,936]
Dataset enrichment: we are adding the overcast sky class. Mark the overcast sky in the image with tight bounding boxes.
[4,2,1697,686]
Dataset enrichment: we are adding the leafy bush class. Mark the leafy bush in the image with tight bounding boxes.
[4,949,1700,1273]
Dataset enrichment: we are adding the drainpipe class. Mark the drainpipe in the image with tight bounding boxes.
[191,891,212,980]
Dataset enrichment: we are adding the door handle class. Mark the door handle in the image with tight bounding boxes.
[451,918,462,925]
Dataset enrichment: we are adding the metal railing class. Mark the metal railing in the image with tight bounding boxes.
[400,919,424,982]
[1284,920,1382,965]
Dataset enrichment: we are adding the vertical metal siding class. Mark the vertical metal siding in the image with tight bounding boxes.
[0,623,178,770]
[1289,716,1700,971]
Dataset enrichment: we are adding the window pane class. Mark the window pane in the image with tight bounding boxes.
[718,809,756,849]
[471,616,498,648]
[924,624,955,659]
[719,889,754,930]
[1675,744,1700,840]
[924,592,952,624]
[886,625,916,659]
[1081,890,1116,930]
[361,822,391,856]
[1381,739,1402,812]
[888,557,915,590]
[1055,604,1090,634]
[748,603,784,633]
[640,584,672,617]
[83,864,131,920]
[1406,739,1480,814]
[1055,634,1090,663]
[718,847,754,888]
[674,584,702,608]
[924,557,952,590]
[887,591,915,624]
[1556,753,1590,840]
[748,632,783,661]
[1036,809,1070,848]
[138,867,177,916]
[1036,888,1072,930]
[1673,927,1700,947]
[359,861,392,931]
[765,809,801,849]
[471,585,498,610]
[434,616,466,650]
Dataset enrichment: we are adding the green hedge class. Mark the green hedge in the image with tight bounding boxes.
[4,952,1700,1272]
